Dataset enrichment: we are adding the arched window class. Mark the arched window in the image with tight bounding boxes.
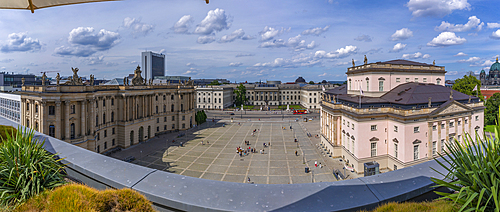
[111,112,114,122]
[181,104,184,111]
[366,78,369,91]
[130,131,134,146]
[198,97,201,103]
[171,104,174,112]
[103,113,106,124]
[349,79,352,90]
[49,125,55,137]
[70,123,75,139]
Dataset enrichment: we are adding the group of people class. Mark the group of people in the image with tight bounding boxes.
[236,146,260,156]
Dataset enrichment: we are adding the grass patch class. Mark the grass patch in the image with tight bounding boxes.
[277,105,305,109]
[358,200,458,212]
[15,184,155,212]
[484,125,495,133]
[0,125,17,145]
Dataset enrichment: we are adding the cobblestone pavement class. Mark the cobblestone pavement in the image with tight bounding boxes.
[111,111,341,184]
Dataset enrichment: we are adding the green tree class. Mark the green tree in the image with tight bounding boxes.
[208,80,221,86]
[452,75,483,101]
[234,83,246,106]
[485,93,500,125]
[308,81,315,84]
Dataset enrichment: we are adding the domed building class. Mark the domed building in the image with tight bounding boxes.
[295,76,306,84]
[480,57,500,85]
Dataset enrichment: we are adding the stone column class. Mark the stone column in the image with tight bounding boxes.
[437,120,442,153]
[40,101,46,133]
[90,99,95,135]
[461,117,465,142]
[469,115,473,142]
[65,100,70,140]
[454,118,458,142]
[81,100,86,136]
[428,122,433,159]
[445,120,450,149]
[55,101,61,139]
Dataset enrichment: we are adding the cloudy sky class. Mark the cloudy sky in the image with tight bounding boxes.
[0,0,499,82]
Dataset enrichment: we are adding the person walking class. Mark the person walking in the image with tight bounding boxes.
[295,150,298,156]
[315,161,318,167]
[247,177,251,183]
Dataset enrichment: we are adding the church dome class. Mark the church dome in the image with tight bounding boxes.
[491,57,500,71]
[481,70,486,74]
[295,77,306,83]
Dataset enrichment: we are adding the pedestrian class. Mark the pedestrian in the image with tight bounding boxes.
[315,161,318,167]
[248,177,251,183]
[319,163,322,169]
[201,140,204,145]
[268,142,270,146]
[295,150,298,156]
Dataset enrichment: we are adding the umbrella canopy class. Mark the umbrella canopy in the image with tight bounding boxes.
[0,0,119,13]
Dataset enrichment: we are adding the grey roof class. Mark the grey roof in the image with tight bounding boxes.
[375,59,433,66]
[327,82,478,105]
[103,78,126,85]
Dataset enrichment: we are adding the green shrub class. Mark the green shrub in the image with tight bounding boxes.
[0,125,17,145]
[0,127,65,206]
[431,109,500,212]
[15,184,155,212]
[357,200,458,212]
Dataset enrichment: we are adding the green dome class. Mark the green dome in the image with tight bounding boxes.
[492,57,500,71]
[481,69,486,74]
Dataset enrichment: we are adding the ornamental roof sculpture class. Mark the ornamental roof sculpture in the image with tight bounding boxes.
[131,65,145,86]
[64,67,84,85]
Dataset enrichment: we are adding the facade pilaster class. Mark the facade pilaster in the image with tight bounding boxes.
[428,122,433,159]
[55,101,61,139]
[65,100,70,140]
[81,100,86,137]
[40,101,46,134]
[445,120,450,149]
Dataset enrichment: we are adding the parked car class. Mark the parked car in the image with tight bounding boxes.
[123,156,135,163]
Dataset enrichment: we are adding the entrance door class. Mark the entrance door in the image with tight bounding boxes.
[139,126,144,142]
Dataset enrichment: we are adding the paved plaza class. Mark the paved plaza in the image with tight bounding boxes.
[112,112,344,184]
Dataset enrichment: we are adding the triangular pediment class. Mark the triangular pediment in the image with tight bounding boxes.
[431,100,471,116]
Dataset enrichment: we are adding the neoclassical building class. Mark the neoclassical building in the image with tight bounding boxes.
[479,57,500,85]
[320,59,484,174]
[19,66,196,154]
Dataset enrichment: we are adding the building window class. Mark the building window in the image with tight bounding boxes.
[156,106,158,114]
[414,127,420,133]
[104,142,107,150]
[49,125,55,137]
[171,95,174,100]
[441,123,445,129]
[164,125,166,130]
[396,78,400,82]
[182,115,185,121]
[441,139,445,153]
[163,105,166,113]
[96,116,98,127]
[97,145,100,153]
[394,126,398,132]
[156,96,158,101]
[349,79,352,90]
[370,142,377,157]
[366,79,369,91]
[432,141,436,155]
[458,120,461,126]
[465,119,468,124]
[172,116,175,121]
[157,126,159,132]
[164,117,167,122]
[458,135,461,142]
[49,106,55,115]
[343,120,345,125]
[181,95,183,100]
[157,118,159,123]
[70,123,75,139]
[181,104,184,111]
[394,143,398,158]
[433,125,437,130]
[182,123,185,128]
[449,122,454,128]
[437,79,441,85]
[111,98,114,106]
[163,95,166,100]
[347,122,350,127]
[103,99,106,107]
[352,124,354,130]
[26,102,29,111]
[103,113,106,124]
[423,78,427,82]
[112,128,115,135]
[405,78,410,82]
[35,104,38,113]
[378,81,383,91]
[475,116,479,121]
[415,78,418,82]
[104,130,107,137]
[171,104,174,112]
[112,139,115,146]
[371,125,377,131]
[172,124,175,129]
[111,112,114,122]
[394,165,397,171]
[414,145,419,160]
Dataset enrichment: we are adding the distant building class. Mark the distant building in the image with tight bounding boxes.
[193,78,230,86]
[479,57,500,85]
[295,77,306,84]
[0,72,42,92]
[321,59,483,175]
[0,92,20,123]
[19,66,196,154]
[141,51,166,81]
[196,85,234,109]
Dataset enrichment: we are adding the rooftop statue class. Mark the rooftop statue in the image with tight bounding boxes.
[90,74,95,86]
[131,65,145,86]
[56,73,60,85]
[364,55,367,65]
[41,72,47,86]
[352,59,355,67]
[433,60,435,65]
[64,67,84,85]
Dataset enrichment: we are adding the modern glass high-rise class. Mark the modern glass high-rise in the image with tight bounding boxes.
[141,51,166,80]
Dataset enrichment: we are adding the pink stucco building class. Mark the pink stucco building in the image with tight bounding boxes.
[320,59,484,174]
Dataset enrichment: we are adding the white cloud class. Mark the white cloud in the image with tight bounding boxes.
[391,43,407,52]
[229,62,242,67]
[301,25,330,36]
[253,54,320,68]
[427,32,466,46]
[194,8,231,35]
[197,36,215,44]
[334,61,352,66]
[434,16,483,32]
[318,73,327,77]
[241,35,255,40]
[186,63,196,67]
[172,15,193,34]
[446,71,458,75]
[402,52,430,59]
[391,28,413,41]
[487,23,500,29]
[354,34,372,42]
[458,57,481,63]
[0,59,13,63]
[54,46,96,57]
[55,27,120,57]
[259,26,290,41]
[123,17,154,36]
[0,32,42,53]
[314,45,357,59]
[455,52,468,56]
[491,30,500,39]
[259,34,317,51]
[219,29,245,43]
[406,0,470,18]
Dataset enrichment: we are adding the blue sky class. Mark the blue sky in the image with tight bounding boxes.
[0,0,499,82]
